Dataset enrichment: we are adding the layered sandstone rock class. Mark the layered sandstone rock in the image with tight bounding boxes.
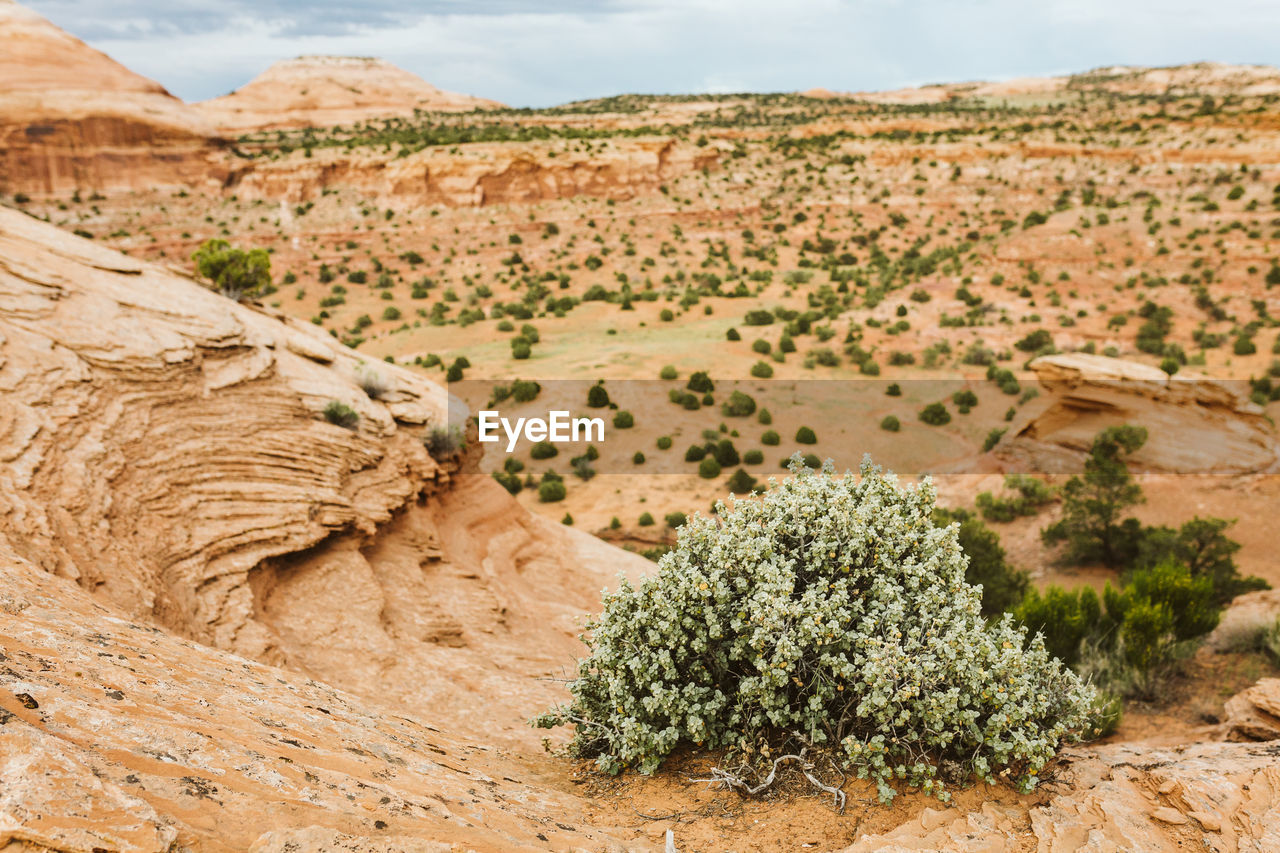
[0,0,222,196]
[1222,678,1280,742]
[0,206,650,753]
[224,137,720,207]
[994,353,1278,474]
[195,56,503,134]
[842,741,1280,852]
[0,543,614,851]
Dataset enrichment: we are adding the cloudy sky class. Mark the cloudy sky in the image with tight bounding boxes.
[25,0,1280,107]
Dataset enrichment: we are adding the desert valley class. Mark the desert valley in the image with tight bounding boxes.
[3,0,1280,849]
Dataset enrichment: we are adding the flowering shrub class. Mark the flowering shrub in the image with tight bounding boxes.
[536,457,1095,802]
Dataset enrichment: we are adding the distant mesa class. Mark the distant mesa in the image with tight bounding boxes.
[194,55,506,133]
[0,0,218,195]
[801,62,1280,104]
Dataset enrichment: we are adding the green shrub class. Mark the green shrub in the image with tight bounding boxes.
[687,371,715,393]
[761,430,780,446]
[530,441,558,460]
[492,470,522,494]
[982,428,1007,452]
[722,391,757,417]
[660,365,678,380]
[880,415,901,432]
[919,402,951,426]
[665,512,688,529]
[976,475,1056,523]
[587,384,611,408]
[697,457,722,479]
[613,410,635,429]
[536,458,1095,802]
[757,408,772,425]
[795,426,817,444]
[322,400,359,430]
[1041,426,1147,567]
[192,238,271,301]
[938,511,1031,618]
[743,449,764,464]
[511,338,532,359]
[685,444,707,462]
[750,361,774,378]
[633,451,646,464]
[713,439,740,467]
[639,512,655,527]
[538,479,567,502]
[1015,586,1102,669]
[725,468,758,494]
[657,436,673,450]
[726,327,741,341]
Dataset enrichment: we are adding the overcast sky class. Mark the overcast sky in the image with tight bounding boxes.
[25,0,1280,107]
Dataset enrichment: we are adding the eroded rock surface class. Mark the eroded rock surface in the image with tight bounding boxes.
[995,353,1278,474]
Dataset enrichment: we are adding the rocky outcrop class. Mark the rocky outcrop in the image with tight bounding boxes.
[195,56,503,134]
[0,206,650,752]
[224,137,720,207]
[0,542,615,852]
[0,1,223,196]
[994,353,1278,474]
[842,741,1280,852]
[1222,679,1280,742]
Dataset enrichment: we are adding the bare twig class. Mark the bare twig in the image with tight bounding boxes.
[690,748,847,813]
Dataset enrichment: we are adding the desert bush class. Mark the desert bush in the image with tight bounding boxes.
[192,238,271,301]
[660,365,678,380]
[530,441,559,460]
[613,410,635,429]
[698,457,722,479]
[795,426,817,444]
[936,510,1030,618]
[722,391,757,417]
[633,451,645,465]
[1133,517,1268,606]
[750,361,774,378]
[919,402,951,426]
[356,366,391,399]
[880,415,901,432]
[687,371,715,393]
[639,512,655,527]
[492,470,521,494]
[587,384,611,408]
[322,400,359,430]
[743,449,764,465]
[1041,426,1147,567]
[725,468,758,494]
[976,475,1056,523]
[982,428,1007,452]
[761,430,781,446]
[424,424,465,458]
[512,338,532,359]
[536,458,1096,802]
[657,436,673,450]
[538,478,567,502]
[665,511,688,529]
[713,439,740,467]
[685,444,707,462]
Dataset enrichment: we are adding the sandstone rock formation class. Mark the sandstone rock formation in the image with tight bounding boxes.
[0,0,222,196]
[195,56,503,134]
[994,353,1278,474]
[842,741,1280,852]
[224,137,719,207]
[0,205,650,754]
[1222,678,1280,742]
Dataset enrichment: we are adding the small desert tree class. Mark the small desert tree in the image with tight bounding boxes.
[537,456,1095,802]
[192,238,271,301]
[1041,425,1147,567]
